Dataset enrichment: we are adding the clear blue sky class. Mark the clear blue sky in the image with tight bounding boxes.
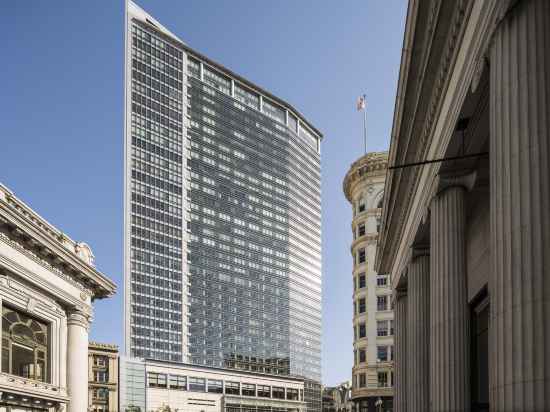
[0,1,406,385]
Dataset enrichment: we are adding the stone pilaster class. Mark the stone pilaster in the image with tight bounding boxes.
[406,248,430,412]
[430,181,470,411]
[67,307,91,412]
[394,291,407,412]
[489,1,550,410]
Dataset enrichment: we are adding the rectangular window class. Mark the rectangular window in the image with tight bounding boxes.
[169,375,187,390]
[287,388,299,401]
[262,99,285,124]
[257,385,270,398]
[359,349,366,363]
[234,83,260,110]
[187,57,200,79]
[358,248,366,264]
[148,372,167,388]
[272,386,285,399]
[377,295,388,311]
[207,379,223,393]
[358,298,366,314]
[390,320,395,336]
[377,346,388,362]
[359,374,366,388]
[378,372,388,388]
[377,276,387,286]
[358,273,366,289]
[225,381,240,395]
[288,112,298,133]
[358,224,366,237]
[203,66,231,94]
[377,320,388,337]
[359,323,366,338]
[189,377,206,392]
[242,383,256,396]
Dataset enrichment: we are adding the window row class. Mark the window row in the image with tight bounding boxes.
[353,371,393,389]
[147,372,300,400]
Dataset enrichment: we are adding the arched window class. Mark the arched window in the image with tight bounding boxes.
[2,306,49,382]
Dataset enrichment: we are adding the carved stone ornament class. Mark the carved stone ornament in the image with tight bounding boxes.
[26,297,38,313]
[67,307,91,330]
[80,291,88,301]
[74,242,95,267]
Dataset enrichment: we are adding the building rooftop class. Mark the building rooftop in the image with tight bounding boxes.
[128,0,323,141]
[0,183,116,299]
[343,151,389,201]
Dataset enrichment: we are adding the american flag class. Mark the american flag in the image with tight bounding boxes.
[357,95,366,111]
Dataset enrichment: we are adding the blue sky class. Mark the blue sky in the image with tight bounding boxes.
[0,1,406,385]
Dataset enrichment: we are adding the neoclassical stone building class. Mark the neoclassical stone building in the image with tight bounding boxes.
[376,1,549,411]
[0,184,116,412]
[344,152,393,412]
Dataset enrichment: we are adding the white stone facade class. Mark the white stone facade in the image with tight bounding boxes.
[343,152,393,412]
[0,184,116,412]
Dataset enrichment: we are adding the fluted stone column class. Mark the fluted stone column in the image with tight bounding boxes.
[489,1,550,410]
[394,291,407,412]
[407,248,430,412]
[430,181,470,411]
[67,307,91,412]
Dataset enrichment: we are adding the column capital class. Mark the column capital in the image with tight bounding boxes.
[435,170,477,197]
[411,244,429,260]
[67,306,91,330]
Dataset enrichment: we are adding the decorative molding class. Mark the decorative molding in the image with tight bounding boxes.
[26,297,37,313]
[343,152,389,201]
[0,232,92,296]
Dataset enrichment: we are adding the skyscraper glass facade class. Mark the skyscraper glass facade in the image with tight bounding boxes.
[125,2,322,410]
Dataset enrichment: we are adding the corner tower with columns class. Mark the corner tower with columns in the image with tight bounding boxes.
[344,152,394,412]
[377,1,550,411]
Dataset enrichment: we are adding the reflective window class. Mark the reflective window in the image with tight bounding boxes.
[207,379,223,393]
[287,388,299,400]
[2,306,49,382]
[234,83,260,110]
[257,385,271,398]
[242,383,256,397]
[272,386,285,399]
[225,381,240,395]
[169,375,187,390]
[148,372,167,388]
[189,377,206,392]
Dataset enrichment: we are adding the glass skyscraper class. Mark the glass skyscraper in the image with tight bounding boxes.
[124,2,322,411]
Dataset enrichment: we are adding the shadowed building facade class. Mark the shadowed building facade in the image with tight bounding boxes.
[377,1,550,411]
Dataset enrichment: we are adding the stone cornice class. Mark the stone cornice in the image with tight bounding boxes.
[0,184,116,299]
[377,0,485,275]
[343,152,388,201]
[89,342,120,353]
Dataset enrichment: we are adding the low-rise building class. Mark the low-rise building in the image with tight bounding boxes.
[322,382,352,412]
[89,342,119,411]
[0,183,116,412]
[119,358,306,412]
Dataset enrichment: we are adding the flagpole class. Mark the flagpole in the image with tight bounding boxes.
[362,94,367,154]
